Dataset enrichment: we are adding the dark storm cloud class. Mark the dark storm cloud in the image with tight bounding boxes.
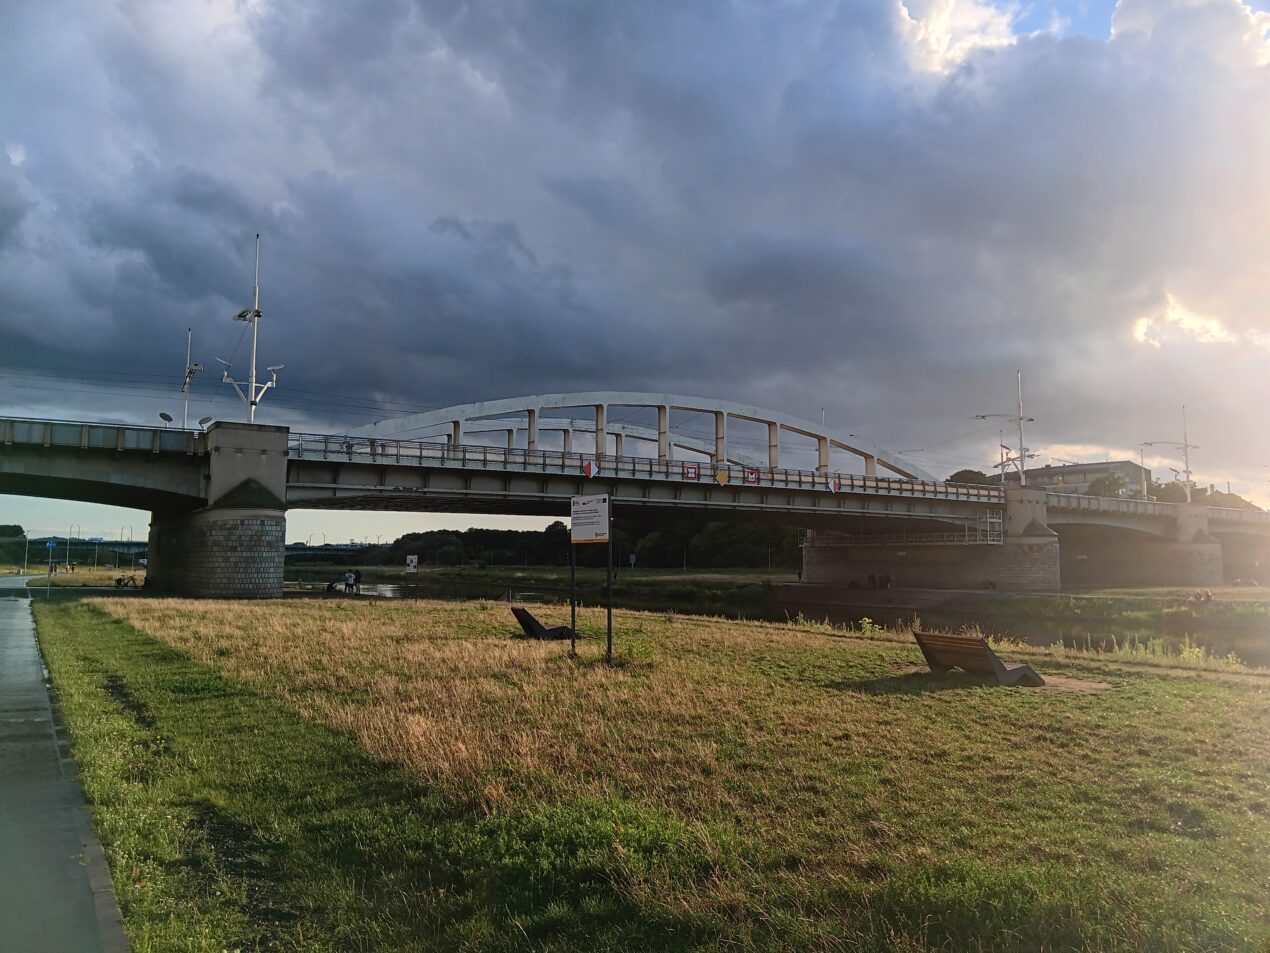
[1,0,1268,492]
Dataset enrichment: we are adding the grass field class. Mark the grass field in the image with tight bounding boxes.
[35,599,1270,952]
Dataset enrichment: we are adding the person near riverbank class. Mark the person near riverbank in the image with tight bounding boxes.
[344,570,355,594]
[353,569,362,594]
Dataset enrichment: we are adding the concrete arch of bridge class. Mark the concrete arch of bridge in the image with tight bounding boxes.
[1046,515,1172,539]
[366,391,934,481]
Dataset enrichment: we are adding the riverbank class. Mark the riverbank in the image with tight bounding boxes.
[285,564,1270,666]
[35,597,1268,951]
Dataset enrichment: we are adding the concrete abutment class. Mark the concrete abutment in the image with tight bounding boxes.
[147,421,289,599]
[147,507,285,598]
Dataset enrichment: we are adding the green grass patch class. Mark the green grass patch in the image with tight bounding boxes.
[37,600,1270,951]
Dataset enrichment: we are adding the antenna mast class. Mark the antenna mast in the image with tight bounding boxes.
[976,369,1035,486]
[181,327,203,430]
[222,234,283,423]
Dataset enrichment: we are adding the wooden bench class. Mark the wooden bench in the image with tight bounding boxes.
[913,630,1044,687]
[510,606,573,641]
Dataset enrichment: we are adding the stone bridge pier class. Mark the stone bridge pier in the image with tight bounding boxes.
[146,423,288,598]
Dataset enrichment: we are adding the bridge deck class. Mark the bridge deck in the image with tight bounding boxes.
[289,433,1004,504]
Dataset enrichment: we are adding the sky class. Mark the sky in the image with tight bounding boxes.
[2,0,1269,543]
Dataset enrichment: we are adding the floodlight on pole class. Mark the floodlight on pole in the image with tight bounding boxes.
[181,327,203,430]
[222,234,281,423]
[976,370,1035,486]
[1142,405,1198,503]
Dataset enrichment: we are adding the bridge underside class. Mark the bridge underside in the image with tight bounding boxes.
[0,472,203,514]
[1053,524,1224,589]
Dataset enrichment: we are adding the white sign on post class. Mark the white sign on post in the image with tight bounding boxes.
[405,555,419,573]
[571,494,610,544]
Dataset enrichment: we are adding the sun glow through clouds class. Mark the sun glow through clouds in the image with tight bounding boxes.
[1132,293,1244,349]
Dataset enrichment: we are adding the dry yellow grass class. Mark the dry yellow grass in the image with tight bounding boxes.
[92,599,844,816]
[71,597,1270,949]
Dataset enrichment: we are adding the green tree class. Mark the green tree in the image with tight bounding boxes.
[1085,473,1128,498]
[948,469,992,485]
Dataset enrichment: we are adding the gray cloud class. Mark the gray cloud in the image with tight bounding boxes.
[0,0,1267,495]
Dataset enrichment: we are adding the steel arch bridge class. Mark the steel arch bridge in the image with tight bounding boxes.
[366,391,936,481]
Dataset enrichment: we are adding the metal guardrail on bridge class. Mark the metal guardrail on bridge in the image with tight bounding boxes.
[289,433,1007,505]
[0,416,204,455]
[801,528,1004,547]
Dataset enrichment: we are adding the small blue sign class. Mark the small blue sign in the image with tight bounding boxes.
[46,540,56,550]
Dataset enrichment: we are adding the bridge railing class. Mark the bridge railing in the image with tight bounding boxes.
[1,416,204,454]
[802,528,1004,547]
[289,433,1006,504]
[1044,491,1175,518]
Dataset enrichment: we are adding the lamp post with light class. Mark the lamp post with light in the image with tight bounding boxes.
[1143,405,1198,504]
[220,234,283,423]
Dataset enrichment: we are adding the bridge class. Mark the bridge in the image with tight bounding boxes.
[3,392,1268,597]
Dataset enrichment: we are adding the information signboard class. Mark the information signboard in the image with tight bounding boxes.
[570,494,610,544]
[405,555,419,573]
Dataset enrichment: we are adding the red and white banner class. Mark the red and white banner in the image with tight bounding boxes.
[827,476,841,493]
[582,460,599,478]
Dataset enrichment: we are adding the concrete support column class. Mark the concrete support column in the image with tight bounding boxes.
[767,422,779,468]
[714,412,726,464]
[1002,486,1060,591]
[147,420,291,598]
[526,409,538,450]
[562,430,572,453]
[1176,504,1212,543]
[451,419,462,446]
[657,406,670,462]
[148,507,285,598]
[864,455,877,477]
[817,436,829,473]
[614,433,624,458]
[1004,486,1050,536]
[594,405,606,458]
[504,429,515,449]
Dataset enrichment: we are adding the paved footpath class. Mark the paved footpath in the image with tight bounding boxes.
[0,576,129,952]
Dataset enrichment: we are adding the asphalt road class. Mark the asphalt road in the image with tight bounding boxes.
[0,575,128,952]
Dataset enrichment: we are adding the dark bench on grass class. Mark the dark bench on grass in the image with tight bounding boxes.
[511,606,573,641]
[913,630,1044,687]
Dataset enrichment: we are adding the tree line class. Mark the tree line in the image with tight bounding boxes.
[323,517,803,570]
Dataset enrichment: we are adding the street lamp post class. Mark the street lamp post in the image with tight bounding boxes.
[1143,405,1198,504]
[976,370,1035,486]
[221,235,283,423]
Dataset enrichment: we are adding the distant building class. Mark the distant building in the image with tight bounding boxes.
[992,460,1152,497]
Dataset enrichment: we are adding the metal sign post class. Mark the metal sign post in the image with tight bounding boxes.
[571,494,613,662]
[569,541,577,657]
[405,554,418,600]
